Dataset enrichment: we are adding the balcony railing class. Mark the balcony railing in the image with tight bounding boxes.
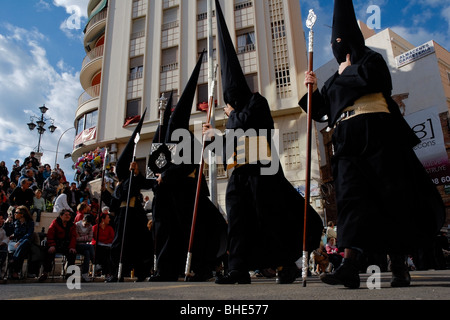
[82,44,104,69]
[161,62,178,73]
[162,21,179,31]
[85,8,108,35]
[78,84,101,106]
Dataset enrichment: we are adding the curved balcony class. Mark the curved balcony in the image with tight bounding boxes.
[84,8,107,50]
[87,0,103,16]
[77,84,101,111]
[80,45,104,90]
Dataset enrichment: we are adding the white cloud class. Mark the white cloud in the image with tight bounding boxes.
[392,25,450,49]
[0,24,82,180]
[52,0,89,39]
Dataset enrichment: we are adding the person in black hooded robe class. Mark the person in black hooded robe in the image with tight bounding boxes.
[107,109,154,282]
[149,51,227,282]
[202,0,323,285]
[300,0,445,288]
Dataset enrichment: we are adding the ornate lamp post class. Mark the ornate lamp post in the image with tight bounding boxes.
[27,104,57,154]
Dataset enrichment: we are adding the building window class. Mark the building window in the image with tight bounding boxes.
[132,0,147,18]
[127,98,141,118]
[162,7,179,48]
[76,110,98,135]
[268,0,291,99]
[235,0,254,29]
[160,47,179,92]
[275,67,290,89]
[129,56,144,80]
[237,30,255,54]
[283,131,301,170]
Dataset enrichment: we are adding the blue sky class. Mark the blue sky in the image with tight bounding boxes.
[0,0,449,184]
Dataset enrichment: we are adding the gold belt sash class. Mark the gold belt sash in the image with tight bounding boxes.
[121,197,136,208]
[226,136,272,170]
[340,92,390,123]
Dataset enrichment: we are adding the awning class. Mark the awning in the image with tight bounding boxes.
[83,0,108,34]
[85,26,105,52]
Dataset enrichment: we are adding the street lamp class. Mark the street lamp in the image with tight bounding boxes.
[27,104,57,153]
[54,127,75,167]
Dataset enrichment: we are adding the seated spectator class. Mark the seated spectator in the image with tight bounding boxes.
[75,214,95,282]
[10,160,21,184]
[325,237,344,270]
[0,215,9,275]
[53,187,74,217]
[9,179,34,210]
[22,152,40,171]
[0,189,9,219]
[42,164,52,181]
[31,189,46,227]
[92,212,114,278]
[7,206,35,280]
[42,171,60,202]
[0,161,9,179]
[74,202,91,223]
[39,209,77,282]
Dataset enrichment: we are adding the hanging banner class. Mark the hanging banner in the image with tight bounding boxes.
[405,106,450,185]
[73,127,97,149]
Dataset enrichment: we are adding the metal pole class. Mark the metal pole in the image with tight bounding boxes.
[54,127,75,168]
[207,0,218,207]
[302,9,317,288]
[37,114,44,153]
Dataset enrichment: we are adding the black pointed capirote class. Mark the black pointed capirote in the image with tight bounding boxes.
[214,0,252,111]
[115,108,147,182]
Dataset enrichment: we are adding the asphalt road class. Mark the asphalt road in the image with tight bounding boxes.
[1,270,449,318]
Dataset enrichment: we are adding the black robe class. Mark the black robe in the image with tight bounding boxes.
[110,173,153,279]
[299,48,445,254]
[221,92,323,271]
[152,159,227,278]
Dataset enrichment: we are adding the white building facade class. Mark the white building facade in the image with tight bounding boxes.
[74,0,323,217]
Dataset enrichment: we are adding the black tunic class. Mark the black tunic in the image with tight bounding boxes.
[152,159,227,278]
[299,48,445,254]
[222,92,323,271]
[110,173,153,278]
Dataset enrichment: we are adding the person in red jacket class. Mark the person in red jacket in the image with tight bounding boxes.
[38,209,77,282]
[92,211,115,278]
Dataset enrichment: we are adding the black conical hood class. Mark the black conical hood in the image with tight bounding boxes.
[215,0,252,110]
[331,0,366,64]
[115,108,147,181]
[165,50,205,143]
[153,91,173,144]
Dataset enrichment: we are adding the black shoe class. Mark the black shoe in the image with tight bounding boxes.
[215,270,251,284]
[276,264,299,284]
[389,254,411,288]
[320,259,360,289]
[38,273,48,283]
[148,274,178,282]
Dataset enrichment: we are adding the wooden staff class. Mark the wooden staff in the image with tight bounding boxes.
[117,133,140,280]
[184,64,218,281]
[302,9,317,288]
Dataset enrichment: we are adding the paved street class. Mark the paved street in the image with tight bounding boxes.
[2,269,449,300]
